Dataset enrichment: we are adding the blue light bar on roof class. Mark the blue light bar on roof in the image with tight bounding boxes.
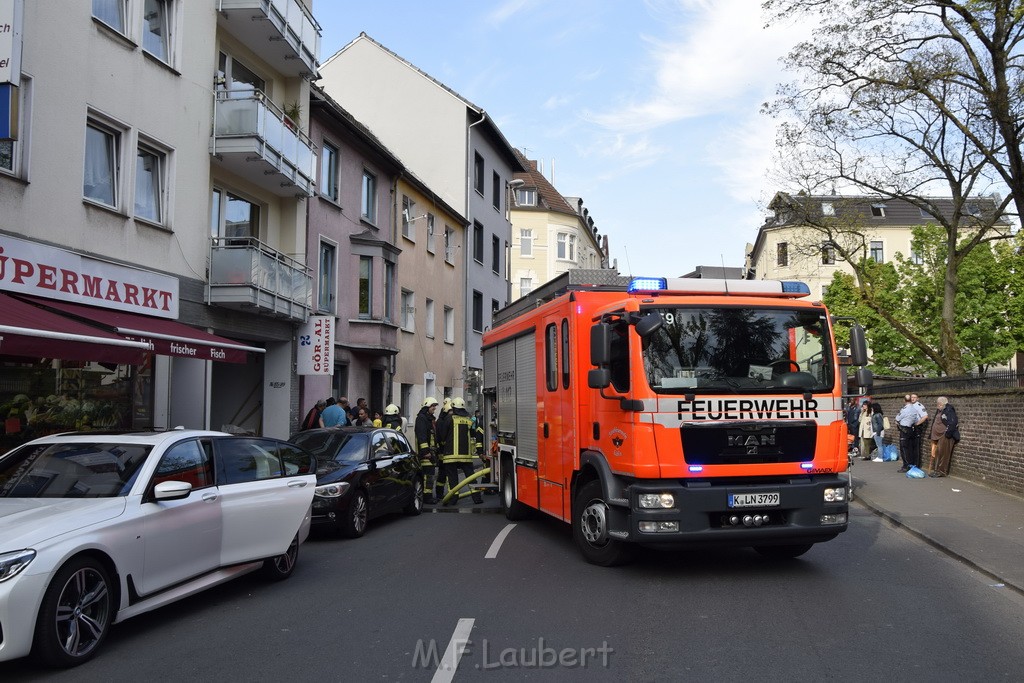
[782,281,811,295]
[628,277,667,292]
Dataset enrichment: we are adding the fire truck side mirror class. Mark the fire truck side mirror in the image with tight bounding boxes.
[856,367,873,393]
[849,324,868,366]
[634,312,663,338]
[588,368,611,389]
[590,323,611,365]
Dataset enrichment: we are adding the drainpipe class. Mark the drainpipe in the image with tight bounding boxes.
[464,110,487,398]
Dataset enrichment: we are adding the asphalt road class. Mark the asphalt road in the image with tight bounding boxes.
[4,504,1023,681]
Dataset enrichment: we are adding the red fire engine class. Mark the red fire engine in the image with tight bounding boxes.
[482,270,871,565]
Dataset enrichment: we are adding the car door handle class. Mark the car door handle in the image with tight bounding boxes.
[288,480,309,488]
[202,492,219,502]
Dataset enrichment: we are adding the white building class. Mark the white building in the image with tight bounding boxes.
[0,0,321,445]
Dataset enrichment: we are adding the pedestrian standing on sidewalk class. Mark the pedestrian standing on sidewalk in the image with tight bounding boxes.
[858,401,874,460]
[930,396,960,478]
[870,401,885,456]
[895,394,926,473]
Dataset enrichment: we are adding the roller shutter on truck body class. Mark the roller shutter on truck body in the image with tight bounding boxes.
[491,333,538,467]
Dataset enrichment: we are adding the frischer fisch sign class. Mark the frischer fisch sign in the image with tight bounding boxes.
[0,234,179,318]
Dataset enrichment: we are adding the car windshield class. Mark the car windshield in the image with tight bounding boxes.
[0,442,152,498]
[291,432,369,465]
[641,306,835,394]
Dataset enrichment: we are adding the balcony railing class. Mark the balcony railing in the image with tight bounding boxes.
[211,88,317,197]
[208,237,312,321]
[217,0,321,78]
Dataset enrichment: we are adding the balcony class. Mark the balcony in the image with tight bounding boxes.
[217,0,320,78]
[208,237,312,321]
[211,89,317,198]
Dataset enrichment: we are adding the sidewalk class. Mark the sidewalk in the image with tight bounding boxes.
[851,456,1024,595]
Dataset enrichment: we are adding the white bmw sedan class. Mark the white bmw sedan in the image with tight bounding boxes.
[0,429,315,668]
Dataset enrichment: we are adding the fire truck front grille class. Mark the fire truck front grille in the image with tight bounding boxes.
[680,421,817,465]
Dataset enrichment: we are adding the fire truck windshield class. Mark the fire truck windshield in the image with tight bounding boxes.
[640,306,835,394]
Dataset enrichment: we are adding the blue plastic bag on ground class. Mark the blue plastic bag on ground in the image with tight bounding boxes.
[882,444,899,462]
[906,466,926,479]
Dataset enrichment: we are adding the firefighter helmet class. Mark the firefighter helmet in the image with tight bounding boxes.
[442,398,453,412]
[422,397,438,408]
[452,397,467,410]
[385,403,400,415]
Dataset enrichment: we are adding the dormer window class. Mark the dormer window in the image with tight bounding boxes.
[967,202,981,216]
[871,203,886,218]
[516,188,537,206]
[821,202,835,216]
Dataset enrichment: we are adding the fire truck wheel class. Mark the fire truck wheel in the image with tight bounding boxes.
[501,465,531,520]
[572,480,636,566]
[753,543,813,559]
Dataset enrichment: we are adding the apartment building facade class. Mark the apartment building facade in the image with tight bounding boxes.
[509,153,608,301]
[0,0,321,447]
[317,33,524,412]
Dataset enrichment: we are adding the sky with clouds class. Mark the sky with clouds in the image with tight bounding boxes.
[314,0,810,277]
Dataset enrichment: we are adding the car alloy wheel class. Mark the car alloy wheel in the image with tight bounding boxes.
[33,558,113,667]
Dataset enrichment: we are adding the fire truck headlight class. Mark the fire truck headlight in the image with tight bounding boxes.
[823,487,847,503]
[638,521,679,533]
[638,493,675,509]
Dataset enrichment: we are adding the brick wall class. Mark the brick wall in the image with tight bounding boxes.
[870,389,1024,497]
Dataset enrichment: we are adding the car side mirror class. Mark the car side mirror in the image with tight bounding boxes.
[153,480,192,501]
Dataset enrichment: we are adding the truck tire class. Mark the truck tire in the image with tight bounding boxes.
[754,543,813,559]
[572,479,635,566]
[501,463,531,521]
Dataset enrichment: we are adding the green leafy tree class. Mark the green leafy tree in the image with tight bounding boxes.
[763,0,1020,375]
[825,224,1017,374]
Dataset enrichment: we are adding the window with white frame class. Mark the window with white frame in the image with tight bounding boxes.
[93,0,128,34]
[777,242,788,267]
[445,226,455,263]
[1,75,30,178]
[358,256,372,318]
[821,202,835,216]
[142,0,175,65]
[910,250,924,265]
[318,241,336,312]
[516,188,537,206]
[320,141,338,202]
[556,232,576,261]
[520,278,533,296]
[871,203,886,218]
[425,298,435,338]
[821,243,836,265]
[134,139,168,225]
[211,188,259,239]
[426,214,436,253]
[444,306,454,343]
[402,195,415,239]
[361,170,377,223]
[401,290,414,331]
[473,222,484,263]
[870,240,884,263]
[384,261,395,322]
[474,152,484,194]
[84,119,122,208]
[520,228,533,256]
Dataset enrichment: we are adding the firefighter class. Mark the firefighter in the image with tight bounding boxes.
[383,403,403,431]
[436,396,483,505]
[415,397,440,503]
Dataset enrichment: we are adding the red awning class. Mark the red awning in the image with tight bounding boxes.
[0,293,152,364]
[20,296,264,364]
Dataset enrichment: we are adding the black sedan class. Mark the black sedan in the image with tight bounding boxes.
[289,427,422,537]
